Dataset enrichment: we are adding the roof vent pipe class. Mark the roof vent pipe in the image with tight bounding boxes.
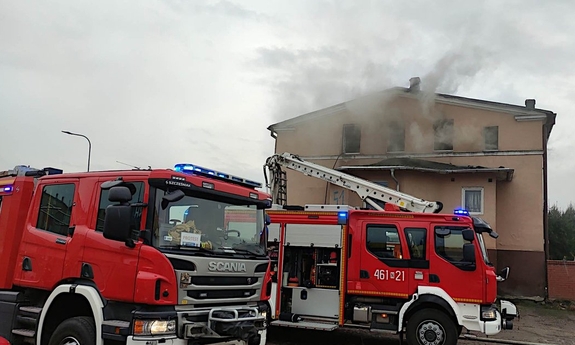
[409,77,421,92]
[525,99,536,109]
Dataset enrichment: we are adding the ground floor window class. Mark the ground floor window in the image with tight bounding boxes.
[462,187,484,214]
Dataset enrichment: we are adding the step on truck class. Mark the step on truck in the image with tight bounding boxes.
[261,152,518,345]
[0,163,273,345]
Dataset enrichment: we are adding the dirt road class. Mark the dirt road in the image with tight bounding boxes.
[266,300,575,345]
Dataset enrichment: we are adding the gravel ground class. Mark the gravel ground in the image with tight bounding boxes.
[266,300,575,345]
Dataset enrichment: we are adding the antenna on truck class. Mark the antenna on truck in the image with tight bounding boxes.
[116,161,151,170]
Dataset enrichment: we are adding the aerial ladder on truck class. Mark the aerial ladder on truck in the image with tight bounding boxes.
[264,152,444,213]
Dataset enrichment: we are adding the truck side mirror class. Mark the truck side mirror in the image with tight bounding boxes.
[497,267,510,282]
[161,189,186,210]
[103,186,133,244]
[462,228,475,242]
[102,204,132,243]
[108,186,132,203]
[462,243,476,263]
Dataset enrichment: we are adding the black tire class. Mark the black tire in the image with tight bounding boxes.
[405,309,458,345]
[48,316,96,345]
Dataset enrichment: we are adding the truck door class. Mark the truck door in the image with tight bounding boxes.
[428,224,483,303]
[82,179,145,302]
[15,179,80,289]
[354,220,410,299]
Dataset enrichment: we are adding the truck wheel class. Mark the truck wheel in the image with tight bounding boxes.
[48,316,96,345]
[406,309,458,345]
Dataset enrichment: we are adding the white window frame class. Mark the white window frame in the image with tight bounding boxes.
[461,187,484,215]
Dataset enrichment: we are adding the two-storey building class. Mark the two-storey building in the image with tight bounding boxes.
[266,77,557,298]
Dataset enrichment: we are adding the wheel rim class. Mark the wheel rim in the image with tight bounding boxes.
[59,336,81,345]
[417,320,446,345]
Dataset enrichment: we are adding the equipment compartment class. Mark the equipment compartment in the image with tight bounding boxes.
[279,245,341,319]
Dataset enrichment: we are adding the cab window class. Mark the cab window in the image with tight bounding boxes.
[434,227,470,262]
[405,228,426,260]
[95,182,145,232]
[366,224,402,259]
[36,184,75,236]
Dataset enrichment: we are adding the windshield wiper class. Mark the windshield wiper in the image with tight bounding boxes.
[229,245,267,257]
[159,245,215,256]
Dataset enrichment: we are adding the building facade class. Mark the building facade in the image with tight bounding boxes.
[266,78,556,298]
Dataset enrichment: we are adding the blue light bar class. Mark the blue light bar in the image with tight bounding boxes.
[1,185,13,193]
[337,211,348,225]
[454,208,469,216]
[174,163,263,189]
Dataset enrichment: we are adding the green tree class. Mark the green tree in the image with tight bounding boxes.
[548,204,575,260]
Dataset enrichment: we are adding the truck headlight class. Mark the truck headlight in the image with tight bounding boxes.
[133,320,176,336]
[480,307,498,321]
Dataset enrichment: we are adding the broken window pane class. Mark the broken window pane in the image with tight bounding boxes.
[387,121,405,152]
[433,119,454,151]
[484,126,499,151]
[343,124,361,154]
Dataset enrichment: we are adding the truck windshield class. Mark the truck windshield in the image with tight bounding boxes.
[151,188,266,257]
[476,232,492,266]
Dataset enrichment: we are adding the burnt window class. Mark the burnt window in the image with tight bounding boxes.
[433,119,454,151]
[366,224,402,259]
[387,121,405,152]
[484,126,498,151]
[36,184,75,236]
[95,182,145,232]
[343,124,361,154]
[405,228,426,260]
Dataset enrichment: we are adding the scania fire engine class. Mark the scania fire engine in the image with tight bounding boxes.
[261,152,518,345]
[0,163,273,345]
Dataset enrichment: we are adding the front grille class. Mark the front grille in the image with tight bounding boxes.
[191,276,259,286]
[187,289,257,299]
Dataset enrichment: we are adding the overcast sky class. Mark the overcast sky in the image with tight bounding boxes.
[1,0,574,209]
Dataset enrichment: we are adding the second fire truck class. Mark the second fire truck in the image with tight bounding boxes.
[261,152,518,345]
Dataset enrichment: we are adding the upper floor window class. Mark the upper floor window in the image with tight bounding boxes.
[433,119,454,151]
[342,124,361,154]
[387,121,405,152]
[96,182,145,232]
[366,224,402,259]
[484,126,499,151]
[462,187,484,214]
[36,183,75,236]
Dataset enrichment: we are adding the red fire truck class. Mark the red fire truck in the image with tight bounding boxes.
[0,163,273,345]
[261,153,518,345]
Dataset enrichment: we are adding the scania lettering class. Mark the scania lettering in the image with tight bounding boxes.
[0,163,273,345]
[209,261,248,272]
[261,152,518,345]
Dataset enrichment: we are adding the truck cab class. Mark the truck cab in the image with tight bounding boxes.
[0,164,272,345]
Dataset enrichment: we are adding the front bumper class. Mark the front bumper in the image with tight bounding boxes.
[482,300,518,336]
[177,304,268,344]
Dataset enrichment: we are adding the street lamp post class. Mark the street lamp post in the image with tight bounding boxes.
[61,131,92,172]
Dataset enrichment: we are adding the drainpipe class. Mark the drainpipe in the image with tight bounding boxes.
[542,124,549,301]
[390,169,400,191]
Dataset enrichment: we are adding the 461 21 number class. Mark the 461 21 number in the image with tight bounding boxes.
[374,269,405,281]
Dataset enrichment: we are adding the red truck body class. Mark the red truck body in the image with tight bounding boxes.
[264,205,516,345]
[0,166,273,345]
